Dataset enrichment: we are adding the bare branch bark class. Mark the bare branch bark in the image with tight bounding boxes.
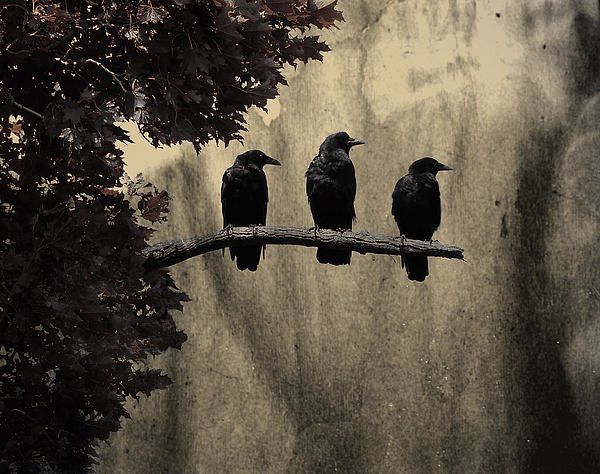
[85,59,127,92]
[143,226,464,269]
[5,88,43,119]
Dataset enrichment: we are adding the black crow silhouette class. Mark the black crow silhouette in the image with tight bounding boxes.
[392,157,452,281]
[221,150,281,271]
[305,132,364,265]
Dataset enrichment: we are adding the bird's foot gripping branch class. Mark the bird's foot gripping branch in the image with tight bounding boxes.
[143,226,464,269]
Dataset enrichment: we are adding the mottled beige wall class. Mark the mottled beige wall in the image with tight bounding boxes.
[98,1,600,472]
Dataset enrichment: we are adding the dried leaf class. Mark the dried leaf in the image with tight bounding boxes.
[140,191,170,223]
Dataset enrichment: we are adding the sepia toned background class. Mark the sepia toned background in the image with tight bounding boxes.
[97,0,600,472]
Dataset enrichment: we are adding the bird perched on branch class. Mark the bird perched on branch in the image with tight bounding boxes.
[305,131,364,265]
[221,150,281,271]
[391,157,452,281]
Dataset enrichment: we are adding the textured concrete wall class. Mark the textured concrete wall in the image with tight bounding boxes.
[97,1,600,472]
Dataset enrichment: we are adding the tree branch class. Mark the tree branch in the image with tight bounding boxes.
[143,226,464,269]
[5,88,43,119]
[85,59,127,92]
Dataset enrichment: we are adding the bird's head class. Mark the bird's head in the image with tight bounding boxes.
[408,157,453,175]
[236,149,281,169]
[320,131,365,154]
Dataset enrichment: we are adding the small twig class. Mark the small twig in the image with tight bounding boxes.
[5,88,43,119]
[143,226,465,269]
[85,58,127,92]
[11,409,35,422]
[136,123,155,146]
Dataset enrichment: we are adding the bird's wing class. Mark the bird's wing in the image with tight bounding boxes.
[221,168,234,227]
[221,165,254,226]
[333,155,357,222]
[253,169,269,225]
[259,171,268,248]
[345,158,357,220]
[305,155,321,202]
[427,178,441,229]
[392,174,440,238]
[411,175,441,229]
[306,152,357,228]
[391,175,414,220]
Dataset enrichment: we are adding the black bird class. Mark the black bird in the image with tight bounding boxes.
[221,150,281,271]
[305,131,364,265]
[391,157,452,281]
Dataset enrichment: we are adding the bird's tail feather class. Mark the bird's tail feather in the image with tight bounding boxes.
[231,246,262,272]
[402,255,428,282]
[316,248,352,266]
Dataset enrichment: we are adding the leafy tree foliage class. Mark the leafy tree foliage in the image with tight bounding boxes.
[0,0,342,471]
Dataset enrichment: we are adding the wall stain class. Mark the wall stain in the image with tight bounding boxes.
[97,2,600,472]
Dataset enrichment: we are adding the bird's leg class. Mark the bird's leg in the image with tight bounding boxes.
[252,223,265,238]
[223,224,234,237]
[222,224,234,257]
[308,225,319,239]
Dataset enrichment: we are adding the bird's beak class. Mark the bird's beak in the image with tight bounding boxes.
[265,156,281,166]
[348,138,365,147]
[437,163,453,171]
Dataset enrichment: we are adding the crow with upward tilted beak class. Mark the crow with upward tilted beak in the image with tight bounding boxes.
[305,131,365,265]
[391,157,452,281]
[221,150,281,271]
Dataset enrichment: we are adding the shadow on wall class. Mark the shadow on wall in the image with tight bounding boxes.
[509,2,600,472]
[154,144,370,472]
[203,249,368,472]
[97,1,600,472]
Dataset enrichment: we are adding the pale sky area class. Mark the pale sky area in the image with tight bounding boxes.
[118,100,279,176]
[118,122,181,176]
